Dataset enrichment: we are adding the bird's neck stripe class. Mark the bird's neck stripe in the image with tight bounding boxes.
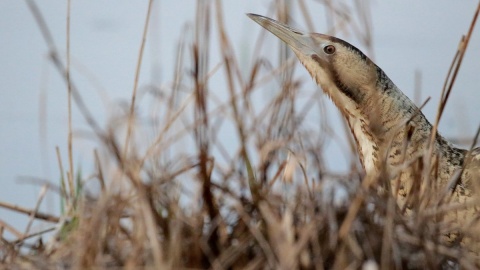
[310,54,363,104]
[331,70,364,104]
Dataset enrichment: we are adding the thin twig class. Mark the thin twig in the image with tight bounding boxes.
[13,226,56,245]
[428,2,480,151]
[0,202,60,223]
[56,146,68,209]
[0,220,24,239]
[25,0,104,138]
[123,0,154,158]
[66,0,75,208]
[94,149,106,192]
[21,186,49,241]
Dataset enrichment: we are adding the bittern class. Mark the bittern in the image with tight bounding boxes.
[247,14,480,212]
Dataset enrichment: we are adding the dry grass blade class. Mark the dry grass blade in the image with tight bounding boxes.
[428,2,480,150]
[0,202,60,223]
[24,0,104,138]
[124,0,154,158]
[66,0,74,203]
[0,220,24,240]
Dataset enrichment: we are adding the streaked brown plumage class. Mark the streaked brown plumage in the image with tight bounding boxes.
[247,13,480,235]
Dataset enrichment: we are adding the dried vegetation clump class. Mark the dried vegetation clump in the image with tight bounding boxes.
[1,1,480,269]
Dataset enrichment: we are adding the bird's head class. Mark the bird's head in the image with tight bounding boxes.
[248,14,380,115]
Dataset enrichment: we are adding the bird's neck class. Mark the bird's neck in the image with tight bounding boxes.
[343,69,465,178]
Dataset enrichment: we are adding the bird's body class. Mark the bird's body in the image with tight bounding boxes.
[247,14,479,211]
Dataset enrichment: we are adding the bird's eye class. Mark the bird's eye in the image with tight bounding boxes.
[324,45,336,55]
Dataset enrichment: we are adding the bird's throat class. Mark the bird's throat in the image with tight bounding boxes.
[345,110,378,172]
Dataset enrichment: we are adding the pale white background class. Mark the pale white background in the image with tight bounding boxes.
[1,1,479,239]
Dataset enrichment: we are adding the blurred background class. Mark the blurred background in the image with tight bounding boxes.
[0,0,479,241]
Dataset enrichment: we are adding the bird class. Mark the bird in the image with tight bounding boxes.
[247,14,480,228]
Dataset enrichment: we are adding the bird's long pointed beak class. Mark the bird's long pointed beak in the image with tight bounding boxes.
[247,13,313,55]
